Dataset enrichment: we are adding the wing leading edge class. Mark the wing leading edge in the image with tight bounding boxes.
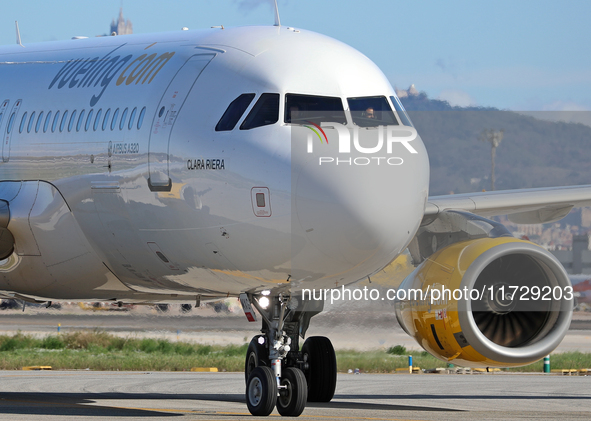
[423,185,591,226]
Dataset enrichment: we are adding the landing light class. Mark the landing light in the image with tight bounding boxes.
[261,290,271,296]
[259,296,270,309]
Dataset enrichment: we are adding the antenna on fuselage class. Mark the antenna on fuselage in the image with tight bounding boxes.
[15,21,24,47]
[273,0,281,26]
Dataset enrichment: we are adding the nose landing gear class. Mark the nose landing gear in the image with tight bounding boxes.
[243,292,335,416]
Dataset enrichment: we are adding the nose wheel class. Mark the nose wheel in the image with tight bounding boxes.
[277,367,308,416]
[246,364,308,417]
[246,366,277,416]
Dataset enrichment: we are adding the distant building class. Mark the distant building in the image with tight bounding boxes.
[395,84,419,99]
[111,8,133,35]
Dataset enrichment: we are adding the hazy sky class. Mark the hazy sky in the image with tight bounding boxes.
[1,0,590,112]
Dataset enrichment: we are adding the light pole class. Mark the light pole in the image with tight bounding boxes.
[480,129,504,191]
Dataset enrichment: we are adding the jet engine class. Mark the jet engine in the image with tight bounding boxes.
[396,235,573,368]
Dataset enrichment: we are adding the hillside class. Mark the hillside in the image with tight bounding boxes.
[400,93,591,196]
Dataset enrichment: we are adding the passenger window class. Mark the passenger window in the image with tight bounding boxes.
[43,111,52,133]
[68,110,77,132]
[93,109,102,131]
[19,112,28,134]
[137,107,146,129]
[215,93,255,131]
[27,112,36,133]
[240,93,280,130]
[7,113,16,134]
[36,112,44,133]
[285,94,346,125]
[120,108,128,130]
[52,111,60,133]
[347,96,398,127]
[111,108,119,131]
[128,107,137,130]
[59,111,68,132]
[77,110,85,132]
[102,109,111,131]
[390,95,414,127]
[85,109,94,131]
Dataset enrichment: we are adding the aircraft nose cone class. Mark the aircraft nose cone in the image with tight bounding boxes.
[290,126,429,287]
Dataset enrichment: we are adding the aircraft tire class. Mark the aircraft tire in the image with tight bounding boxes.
[246,366,277,416]
[245,335,267,383]
[302,336,337,402]
[277,367,308,417]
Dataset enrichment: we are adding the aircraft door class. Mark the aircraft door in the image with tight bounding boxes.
[148,54,214,191]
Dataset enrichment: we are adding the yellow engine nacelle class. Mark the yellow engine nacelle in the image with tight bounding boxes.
[395,237,573,367]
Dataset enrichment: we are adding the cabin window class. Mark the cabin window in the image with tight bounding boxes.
[43,111,52,133]
[77,110,85,132]
[68,110,77,132]
[19,112,28,134]
[137,107,146,129]
[128,107,137,130]
[111,108,120,131]
[36,112,44,133]
[120,108,128,130]
[240,93,280,130]
[216,93,255,131]
[7,112,16,134]
[284,94,346,125]
[52,111,60,133]
[102,109,111,131]
[390,95,413,127]
[93,109,102,131]
[59,111,68,132]
[27,112,36,133]
[347,96,398,127]
[85,109,94,131]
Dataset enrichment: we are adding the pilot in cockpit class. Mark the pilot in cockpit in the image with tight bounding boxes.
[363,107,376,119]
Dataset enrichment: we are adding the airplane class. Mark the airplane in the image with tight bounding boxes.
[0,12,589,418]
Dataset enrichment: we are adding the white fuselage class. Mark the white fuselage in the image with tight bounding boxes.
[0,26,429,302]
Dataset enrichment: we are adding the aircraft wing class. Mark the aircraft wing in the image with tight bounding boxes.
[423,185,591,225]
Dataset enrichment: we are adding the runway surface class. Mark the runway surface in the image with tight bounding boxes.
[0,371,589,420]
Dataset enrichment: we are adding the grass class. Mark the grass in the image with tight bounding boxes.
[0,331,248,371]
[0,331,590,372]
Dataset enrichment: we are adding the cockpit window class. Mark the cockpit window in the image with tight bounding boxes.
[284,94,346,125]
[347,96,398,127]
[240,93,279,130]
[390,95,414,127]
[216,93,255,131]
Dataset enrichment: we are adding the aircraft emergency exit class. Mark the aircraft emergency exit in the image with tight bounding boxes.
[0,20,589,417]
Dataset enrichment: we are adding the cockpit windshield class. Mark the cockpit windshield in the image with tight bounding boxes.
[347,96,398,127]
[285,94,346,125]
[390,95,414,127]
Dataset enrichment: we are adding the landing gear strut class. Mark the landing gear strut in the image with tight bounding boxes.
[243,292,335,417]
